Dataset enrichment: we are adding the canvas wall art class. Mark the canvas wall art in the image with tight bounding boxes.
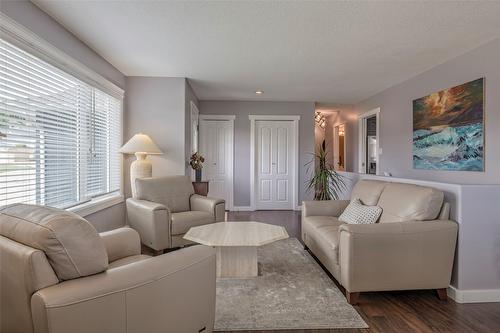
[413,78,484,171]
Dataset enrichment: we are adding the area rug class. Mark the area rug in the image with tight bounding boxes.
[214,238,368,331]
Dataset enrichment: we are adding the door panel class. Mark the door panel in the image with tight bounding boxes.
[199,120,232,207]
[260,179,272,201]
[256,120,294,210]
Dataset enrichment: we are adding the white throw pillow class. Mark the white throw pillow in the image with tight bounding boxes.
[338,199,382,224]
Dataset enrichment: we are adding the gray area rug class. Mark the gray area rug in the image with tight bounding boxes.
[215,238,368,331]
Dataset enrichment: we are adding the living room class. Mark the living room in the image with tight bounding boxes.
[1,1,499,333]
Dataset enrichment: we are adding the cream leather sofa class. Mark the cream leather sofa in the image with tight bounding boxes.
[0,204,216,333]
[126,175,225,253]
[302,180,458,305]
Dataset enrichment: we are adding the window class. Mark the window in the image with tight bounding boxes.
[0,38,122,209]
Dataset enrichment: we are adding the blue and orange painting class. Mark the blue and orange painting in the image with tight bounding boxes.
[413,78,484,171]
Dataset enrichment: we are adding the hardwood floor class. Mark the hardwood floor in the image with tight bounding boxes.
[222,210,500,333]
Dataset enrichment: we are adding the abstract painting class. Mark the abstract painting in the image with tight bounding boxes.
[413,78,484,171]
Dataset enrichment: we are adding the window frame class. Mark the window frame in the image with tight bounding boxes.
[0,13,124,217]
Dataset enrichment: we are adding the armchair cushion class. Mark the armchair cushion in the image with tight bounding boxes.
[135,176,194,212]
[0,204,108,281]
[171,211,214,235]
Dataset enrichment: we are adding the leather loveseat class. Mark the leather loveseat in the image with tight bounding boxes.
[302,180,458,304]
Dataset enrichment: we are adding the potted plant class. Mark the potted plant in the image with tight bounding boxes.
[190,152,205,182]
[306,141,346,200]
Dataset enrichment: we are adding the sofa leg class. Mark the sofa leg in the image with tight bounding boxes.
[346,292,360,305]
[436,288,448,301]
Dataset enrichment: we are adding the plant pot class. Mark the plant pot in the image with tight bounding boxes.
[195,169,202,182]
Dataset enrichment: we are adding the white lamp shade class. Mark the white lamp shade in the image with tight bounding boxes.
[119,133,163,155]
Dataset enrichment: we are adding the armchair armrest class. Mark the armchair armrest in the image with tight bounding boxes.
[99,227,141,263]
[338,220,458,293]
[190,194,225,222]
[31,245,216,333]
[302,200,350,217]
[126,198,171,251]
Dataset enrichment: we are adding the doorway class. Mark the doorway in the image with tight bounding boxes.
[199,115,235,210]
[250,115,299,211]
[333,123,346,171]
[358,108,380,175]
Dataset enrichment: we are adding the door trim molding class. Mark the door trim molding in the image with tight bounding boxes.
[358,108,380,175]
[199,114,236,121]
[199,114,235,210]
[249,115,300,211]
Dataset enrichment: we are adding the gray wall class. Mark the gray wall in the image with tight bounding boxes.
[199,101,315,207]
[0,0,125,89]
[355,37,500,184]
[1,1,127,231]
[185,80,199,176]
[124,77,188,197]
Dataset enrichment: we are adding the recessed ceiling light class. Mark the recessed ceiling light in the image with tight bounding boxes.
[255,90,264,95]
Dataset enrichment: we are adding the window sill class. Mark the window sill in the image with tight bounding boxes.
[68,193,124,218]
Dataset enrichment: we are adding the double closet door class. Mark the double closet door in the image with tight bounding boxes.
[255,120,294,210]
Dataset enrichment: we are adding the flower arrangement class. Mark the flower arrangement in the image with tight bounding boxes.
[189,152,205,170]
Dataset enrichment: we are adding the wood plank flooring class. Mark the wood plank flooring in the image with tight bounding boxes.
[222,210,500,333]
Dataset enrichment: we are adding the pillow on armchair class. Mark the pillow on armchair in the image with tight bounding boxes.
[339,199,382,224]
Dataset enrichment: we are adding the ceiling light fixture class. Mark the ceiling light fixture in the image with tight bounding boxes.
[255,90,264,95]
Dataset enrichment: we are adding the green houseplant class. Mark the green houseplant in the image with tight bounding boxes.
[306,141,346,200]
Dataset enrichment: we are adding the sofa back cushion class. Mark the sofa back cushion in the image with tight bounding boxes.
[350,180,387,205]
[377,183,444,223]
[136,176,194,213]
[0,204,108,280]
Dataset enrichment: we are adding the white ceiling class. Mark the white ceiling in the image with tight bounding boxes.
[32,1,500,104]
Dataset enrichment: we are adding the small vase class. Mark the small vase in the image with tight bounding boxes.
[195,169,202,182]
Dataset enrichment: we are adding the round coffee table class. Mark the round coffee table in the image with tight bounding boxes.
[183,221,289,278]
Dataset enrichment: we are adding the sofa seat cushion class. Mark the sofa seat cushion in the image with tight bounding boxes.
[108,254,151,269]
[171,211,214,235]
[304,216,343,264]
[377,183,444,223]
[304,216,343,230]
[0,204,108,281]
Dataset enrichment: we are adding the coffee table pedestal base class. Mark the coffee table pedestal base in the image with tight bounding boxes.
[216,246,257,278]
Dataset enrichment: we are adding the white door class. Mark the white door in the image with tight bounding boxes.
[256,120,294,210]
[199,119,233,207]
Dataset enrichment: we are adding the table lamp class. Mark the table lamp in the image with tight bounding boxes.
[119,133,163,197]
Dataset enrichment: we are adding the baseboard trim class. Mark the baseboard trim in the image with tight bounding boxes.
[447,285,500,303]
[231,206,253,211]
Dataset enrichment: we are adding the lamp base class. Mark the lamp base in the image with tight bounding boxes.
[131,153,152,198]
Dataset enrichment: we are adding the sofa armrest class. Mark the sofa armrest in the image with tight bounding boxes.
[190,194,225,222]
[338,220,458,293]
[99,227,141,263]
[126,198,171,251]
[302,200,350,218]
[31,245,216,333]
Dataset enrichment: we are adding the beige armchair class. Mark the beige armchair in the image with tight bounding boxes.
[302,180,458,304]
[0,204,216,333]
[126,175,225,252]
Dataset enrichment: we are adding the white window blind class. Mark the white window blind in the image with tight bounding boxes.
[0,38,122,209]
